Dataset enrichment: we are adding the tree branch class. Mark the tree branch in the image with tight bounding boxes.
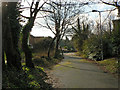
[46,22,56,35]
[20,14,30,19]
[39,9,54,13]
[100,0,120,7]
[38,2,46,11]
[26,0,31,6]
[30,0,34,17]
[36,22,56,35]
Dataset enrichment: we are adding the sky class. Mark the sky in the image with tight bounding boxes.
[21,0,118,38]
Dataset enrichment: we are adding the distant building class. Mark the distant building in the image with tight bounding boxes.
[18,34,52,49]
[29,34,44,45]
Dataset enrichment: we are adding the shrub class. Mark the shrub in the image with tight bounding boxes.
[2,67,52,88]
[82,35,101,60]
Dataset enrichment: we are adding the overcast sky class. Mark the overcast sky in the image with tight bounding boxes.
[21,0,118,38]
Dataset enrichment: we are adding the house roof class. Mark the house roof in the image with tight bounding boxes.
[30,34,44,38]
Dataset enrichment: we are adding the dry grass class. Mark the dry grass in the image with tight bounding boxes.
[33,50,54,57]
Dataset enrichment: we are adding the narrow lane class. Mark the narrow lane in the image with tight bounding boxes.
[49,53,118,88]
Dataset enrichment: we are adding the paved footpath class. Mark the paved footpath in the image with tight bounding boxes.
[49,53,118,88]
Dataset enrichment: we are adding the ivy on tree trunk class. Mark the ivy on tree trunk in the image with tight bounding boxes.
[22,18,35,68]
[2,2,22,70]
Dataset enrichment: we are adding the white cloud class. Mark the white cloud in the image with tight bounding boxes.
[30,26,55,37]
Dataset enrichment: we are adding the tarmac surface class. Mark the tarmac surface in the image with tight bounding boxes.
[49,53,118,88]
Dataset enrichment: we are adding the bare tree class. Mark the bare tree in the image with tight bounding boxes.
[37,0,89,58]
[100,0,120,16]
[21,0,47,68]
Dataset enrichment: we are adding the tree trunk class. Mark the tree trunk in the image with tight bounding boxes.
[2,3,22,69]
[3,18,21,69]
[22,19,34,68]
[2,20,5,69]
[59,46,64,58]
[48,36,56,58]
[2,50,5,70]
[54,34,61,58]
[3,23,21,69]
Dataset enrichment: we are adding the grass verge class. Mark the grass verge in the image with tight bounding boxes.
[75,52,119,77]
[78,56,119,78]
[97,58,119,77]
